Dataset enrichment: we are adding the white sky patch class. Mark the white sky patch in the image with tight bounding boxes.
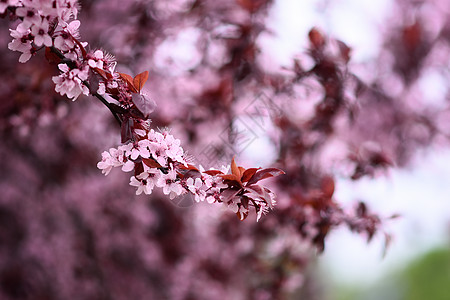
[259,0,393,67]
[237,115,278,167]
[324,0,393,62]
[258,0,324,66]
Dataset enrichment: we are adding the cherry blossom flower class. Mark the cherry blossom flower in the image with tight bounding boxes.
[97,150,115,175]
[130,176,150,195]
[31,18,52,47]
[156,166,184,199]
[164,134,185,164]
[55,0,79,22]
[15,6,41,28]
[52,63,90,101]
[129,168,160,195]
[0,0,19,14]
[87,49,104,69]
[8,23,33,63]
[54,20,80,51]
[121,160,134,172]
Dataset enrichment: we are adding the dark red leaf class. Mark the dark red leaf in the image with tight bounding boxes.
[236,210,248,221]
[308,27,325,49]
[93,67,113,81]
[321,175,335,198]
[178,164,199,171]
[231,157,240,178]
[119,73,137,93]
[238,167,246,179]
[133,71,149,92]
[134,162,144,176]
[247,168,285,185]
[337,40,352,63]
[121,118,133,143]
[241,168,260,183]
[109,103,128,114]
[220,174,242,188]
[204,170,223,176]
[142,158,162,169]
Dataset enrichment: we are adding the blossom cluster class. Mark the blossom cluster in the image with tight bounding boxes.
[97,127,283,221]
[7,0,79,62]
[4,0,116,100]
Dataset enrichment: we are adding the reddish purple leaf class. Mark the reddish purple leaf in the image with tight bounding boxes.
[204,170,223,176]
[230,157,240,177]
[247,168,285,185]
[121,118,133,143]
[132,93,156,119]
[241,168,260,183]
[142,158,162,169]
[119,73,137,93]
[133,71,149,92]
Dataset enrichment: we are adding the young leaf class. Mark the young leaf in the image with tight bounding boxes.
[133,71,149,92]
[220,174,241,185]
[204,170,224,176]
[321,175,335,198]
[231,157,240,177]
[247,168,285,185]
[119,73,137,93]
[308,27,325,49]
[121,118,133,143]
[237,210,248,221]
[93,67,113,81]
[238,167,246,179]
[241,168,260,183]
[178,164,200,172]
[132,93,156,119]
[142,158,162,169]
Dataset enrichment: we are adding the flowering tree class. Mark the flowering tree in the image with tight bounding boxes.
[0,0,449,299]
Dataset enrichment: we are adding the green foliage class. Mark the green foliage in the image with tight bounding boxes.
[401,247,450,300]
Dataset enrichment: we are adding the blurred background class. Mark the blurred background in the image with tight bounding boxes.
[1,0,449,299]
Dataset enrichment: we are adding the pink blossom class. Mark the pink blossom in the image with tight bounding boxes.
[129,168,160,195]
[97,151,115,175]
[156,167,184,199]
[121,160,134,172]
[15,6,41,28]
[54,20,80,51]
[55,0,79,22]
[88,50,104,69]
[52,63,90,101]
[31,18,52,47]
[0,0,19,14]
[8,23,33,63]
[164,134,185,164]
